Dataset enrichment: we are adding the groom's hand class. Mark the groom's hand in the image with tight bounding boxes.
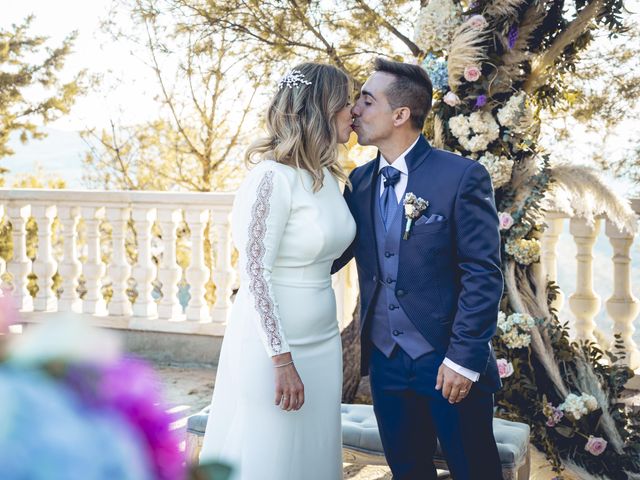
[436,363,472,404]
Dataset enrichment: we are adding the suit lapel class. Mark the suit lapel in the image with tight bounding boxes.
[360,153,382,276]
[399,135,434,249]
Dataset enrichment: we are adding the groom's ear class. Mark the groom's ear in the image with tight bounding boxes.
[392,106,411,128]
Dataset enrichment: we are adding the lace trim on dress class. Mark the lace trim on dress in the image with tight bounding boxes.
[246,170,283,354]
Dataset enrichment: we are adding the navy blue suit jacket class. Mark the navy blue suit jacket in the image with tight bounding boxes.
[333,135,503,392]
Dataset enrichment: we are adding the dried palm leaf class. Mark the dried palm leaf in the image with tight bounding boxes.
[542,163,637,234]
[447,24,488,91]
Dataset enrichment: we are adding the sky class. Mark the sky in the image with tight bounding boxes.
[5,0,160,132]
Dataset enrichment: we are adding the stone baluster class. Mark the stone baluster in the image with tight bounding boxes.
[31,204,58,311]
[541,215,566,313]
[185,208,210,321]
[210,209,234,323]
[567,218,601,343]
[157,208,182,320]
[106,206,132,316]
[57,206,82,312]
[7,204,32,311]
[132,207,157,318]
[0,205,6,295]
[81,206,107,315]
[604,220,640,369]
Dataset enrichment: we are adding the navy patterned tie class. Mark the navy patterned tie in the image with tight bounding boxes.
[380,166,402,230]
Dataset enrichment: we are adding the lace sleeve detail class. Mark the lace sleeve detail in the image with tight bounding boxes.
[246,171,285,354]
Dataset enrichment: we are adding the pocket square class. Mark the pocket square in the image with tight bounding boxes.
[415,214,444,226]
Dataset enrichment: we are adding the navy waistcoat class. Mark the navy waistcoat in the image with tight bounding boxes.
[369,177,434,359]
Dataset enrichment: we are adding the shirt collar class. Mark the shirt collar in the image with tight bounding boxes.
[377,135,421,175]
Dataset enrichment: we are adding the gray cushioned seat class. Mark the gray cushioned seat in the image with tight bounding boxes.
[341,404,531,480]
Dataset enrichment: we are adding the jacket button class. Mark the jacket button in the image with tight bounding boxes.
[388,304,397,311]
[386,277,393,284]
[384,252,392,258]
[397,289,405,297]
[392,329,403,336]
[372,275,377,282]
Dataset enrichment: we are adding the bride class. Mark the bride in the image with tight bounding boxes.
[199,62,356,480]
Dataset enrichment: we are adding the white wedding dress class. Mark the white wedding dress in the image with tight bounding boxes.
[200,160,356,480]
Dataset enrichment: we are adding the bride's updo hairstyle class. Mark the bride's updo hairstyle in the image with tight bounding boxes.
[245,62,351,192]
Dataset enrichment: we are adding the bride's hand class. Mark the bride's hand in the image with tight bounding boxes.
[272,353,305,411]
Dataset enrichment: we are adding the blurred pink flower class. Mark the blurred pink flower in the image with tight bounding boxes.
[499,212,514,230]
[0,295,19,335]
[464,65,481,82]
[468,15,488,29]
[443,91,461,107]
[584,436,607,456]
[496,358,514,378]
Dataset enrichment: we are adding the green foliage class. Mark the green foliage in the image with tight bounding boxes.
[0,16,84,178]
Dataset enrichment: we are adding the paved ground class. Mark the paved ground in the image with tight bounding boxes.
[155,362,638,480]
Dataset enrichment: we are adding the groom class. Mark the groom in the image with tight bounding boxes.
[333,58,504,480]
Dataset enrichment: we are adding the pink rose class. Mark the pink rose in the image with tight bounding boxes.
[498,212,514,230]
[443,91,461,107]
[584,436,607,456]
[464,65,481,82]
[0,295,19,335]
[468,15,488,29]
[496,358,514,379]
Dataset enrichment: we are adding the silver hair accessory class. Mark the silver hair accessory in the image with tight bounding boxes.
[278,70,312,90]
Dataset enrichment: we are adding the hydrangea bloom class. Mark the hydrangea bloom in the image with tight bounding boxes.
[478,152,514,188]
[414,0,461,52]
[505,238,541,265]
[421,54,449,91]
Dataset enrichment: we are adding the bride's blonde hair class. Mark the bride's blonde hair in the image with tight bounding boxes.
[245,63,352,192]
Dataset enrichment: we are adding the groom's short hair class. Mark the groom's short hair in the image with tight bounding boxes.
[373,58,433,131]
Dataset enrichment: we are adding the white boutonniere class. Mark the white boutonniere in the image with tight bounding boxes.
[403,192,429,240]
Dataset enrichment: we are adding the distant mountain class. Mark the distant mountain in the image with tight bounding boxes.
[3,128,87,188]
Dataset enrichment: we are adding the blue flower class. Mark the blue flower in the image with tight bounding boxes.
[0,367,154,480]
[421,53,449,91]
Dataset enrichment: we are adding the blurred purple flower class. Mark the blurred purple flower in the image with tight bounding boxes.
[545,406,564,427]
[64,358,185,480]
[475,95,488,108]
[508,25,519,49]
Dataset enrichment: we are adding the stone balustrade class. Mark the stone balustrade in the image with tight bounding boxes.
[0,188,637,370]
[541,201,640,370]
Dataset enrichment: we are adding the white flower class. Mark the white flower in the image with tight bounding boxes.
[413,0,462,52]
[559,393,589,420]
[6,314,121,367]
[449,111,500,154]
[478,153,514,188]
[582,394,599,412]
[497,91,531,135]
[404,204,416,216]
[449,114,470,138]
[505,238,541,265]
[443,91,461,107]
[498,312,537,349]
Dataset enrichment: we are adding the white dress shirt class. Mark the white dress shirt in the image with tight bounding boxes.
[377,137,480,383]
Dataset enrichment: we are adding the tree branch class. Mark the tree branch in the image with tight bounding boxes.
[353,0,423,58]
[524,0,605,93]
